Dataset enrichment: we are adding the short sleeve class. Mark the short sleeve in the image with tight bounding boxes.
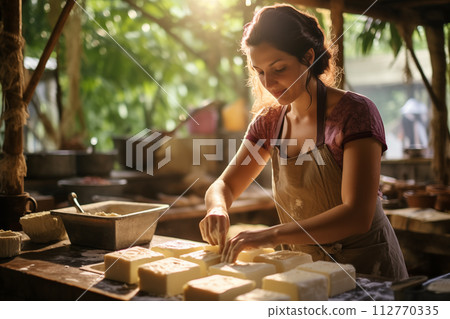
[342,94,387,152]
[328,93,387,153]
[245,106,284,150]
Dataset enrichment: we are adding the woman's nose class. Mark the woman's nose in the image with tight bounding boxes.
[264,74,276,88]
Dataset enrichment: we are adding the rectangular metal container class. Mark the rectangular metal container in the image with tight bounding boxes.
[51,201,168,250]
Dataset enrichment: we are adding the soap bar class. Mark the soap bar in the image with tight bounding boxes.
[204,245,220,253]
[209,261,276,288]
[235,288,291,301]
[254,250,313,272]
[297,261,356,296]
[20,211,67,243]
[0,230,21,258]
[184,274,255,301]
[180,249,221,276]
[237,248,275,262]
[104,246,164,284]
[262,269,328,301]
[151,240,205,257]
[138,257,201,297]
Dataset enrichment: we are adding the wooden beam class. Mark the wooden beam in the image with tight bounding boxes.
[287,0,429,26]
[387,0,450,8]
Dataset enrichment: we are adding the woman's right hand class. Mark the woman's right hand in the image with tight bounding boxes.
[199,207,230,251]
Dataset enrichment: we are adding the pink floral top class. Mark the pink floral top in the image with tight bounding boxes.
[245,91,387,168]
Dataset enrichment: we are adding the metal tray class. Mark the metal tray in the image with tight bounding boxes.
[51,201,168,250]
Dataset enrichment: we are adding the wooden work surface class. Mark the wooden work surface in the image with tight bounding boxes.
[385,208,450,235]
[0,235,394,301]
[385,208,450,276]
[0,235,182,301]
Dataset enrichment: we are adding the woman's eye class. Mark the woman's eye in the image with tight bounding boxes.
[275,67,285,73]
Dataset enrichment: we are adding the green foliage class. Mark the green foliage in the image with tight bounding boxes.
[22,1,433,152]
[23,0,256,150]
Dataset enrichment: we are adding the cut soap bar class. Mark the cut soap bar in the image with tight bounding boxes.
[184,274,255,301]
[262,269,328,301]
[180,249,221,276]
[297,261,356,296]
[254,250,313,272]
[138,257,201,297]
[237,248,275,262]
[209,261,276,288]
[20,211,67,243]
[151,239,205,257]
[0,230,21,258]
[235,288,291,301]
[104,246,164,284]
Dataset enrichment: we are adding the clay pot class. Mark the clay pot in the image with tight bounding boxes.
[435,193,450,212]
[395,181,425,202]
[425,184,450,212]
[0,192,37,230]
[26,151,77,179]
[75,151,117,176]
[403,190,437,209]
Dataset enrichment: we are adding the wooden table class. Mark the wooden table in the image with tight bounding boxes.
[0,235,394,301]
[385,208,450,276]
[0,236,183,300]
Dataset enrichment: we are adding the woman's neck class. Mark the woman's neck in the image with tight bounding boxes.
[289,78,318,120]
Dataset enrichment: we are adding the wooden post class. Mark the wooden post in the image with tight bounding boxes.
[425,25,449,184]
[330,0,345,88]
[1,0,24,194]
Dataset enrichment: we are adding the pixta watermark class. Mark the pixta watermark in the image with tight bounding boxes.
[126,129,325,175]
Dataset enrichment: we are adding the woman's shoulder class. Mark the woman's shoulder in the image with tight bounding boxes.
[251,104,285,126]
[328,90,380,121]
[247,104,286,148]
[337,90,377,110]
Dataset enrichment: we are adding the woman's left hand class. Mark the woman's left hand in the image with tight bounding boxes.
[221,227,278,263]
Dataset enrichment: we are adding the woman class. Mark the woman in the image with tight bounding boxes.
[199,4,408,280]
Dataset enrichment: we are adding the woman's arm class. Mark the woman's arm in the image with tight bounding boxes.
[221,137,382,262]
[199,140,270,249]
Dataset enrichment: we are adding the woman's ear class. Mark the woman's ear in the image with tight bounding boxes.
[303,48,315,65]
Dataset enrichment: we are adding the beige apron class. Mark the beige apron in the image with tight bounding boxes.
[271,81,408,280]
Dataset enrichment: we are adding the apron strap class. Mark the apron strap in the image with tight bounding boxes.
[316,79,327,147]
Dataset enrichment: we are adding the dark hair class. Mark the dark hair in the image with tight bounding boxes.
[241,4,338,111]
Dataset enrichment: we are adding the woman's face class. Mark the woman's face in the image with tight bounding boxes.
[249,42,310,105]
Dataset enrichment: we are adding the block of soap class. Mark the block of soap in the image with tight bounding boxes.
[180,249,221,276]
[227,224,269,239]
[209,261,276,288]
[104,246,165,284]
[184,274,255,301]
[204,245,220,253]
[237,248,275,262]
[151,240,205,257]
[20,211,67,243]
[254,250,313,272]
[297,261,356,296]
[138,257,201,297]
[235,288,291,301]
[0,230,21,258]
[262,269,328,301]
